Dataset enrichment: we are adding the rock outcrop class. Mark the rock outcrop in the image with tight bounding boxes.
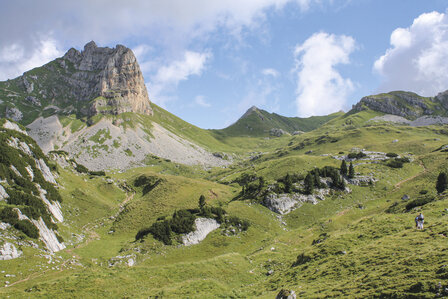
[351,90,448,120]
[62,41,152,116]
[0,242,22,260]
[264,189,329,214]
[182,218,220,246]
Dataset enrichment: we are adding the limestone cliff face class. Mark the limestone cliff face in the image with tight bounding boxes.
[351,91,448,119]
[63,41,153,116]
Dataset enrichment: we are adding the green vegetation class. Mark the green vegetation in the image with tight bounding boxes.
[436,171,447,194]
[218,107,343,137]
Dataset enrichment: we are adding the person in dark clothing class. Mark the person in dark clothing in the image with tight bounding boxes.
[415,213,424,229]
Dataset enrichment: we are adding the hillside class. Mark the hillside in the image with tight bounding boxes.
[0,119,64,256]
[0,102,447,297]
[0,41,448,298]
[216,106,343,137]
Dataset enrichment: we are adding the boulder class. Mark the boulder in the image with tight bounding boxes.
[276,289,297,299]
[5,107,23,122]
[0,243,22,260]
[182,218,220,246]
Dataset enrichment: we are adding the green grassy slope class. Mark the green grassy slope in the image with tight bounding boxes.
[215,106,343,137]
[1,109,448,297]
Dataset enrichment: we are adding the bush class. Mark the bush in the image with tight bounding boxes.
[386,152,398,158]
[74,163,89,174]
[347,152,366,159]
[0,207,39,239]
[170,210,196,234]
[14,220,39,238]
[293,253,313,266]
[406,195,435,210]
[387,159,403,168]
[226,216,250,231]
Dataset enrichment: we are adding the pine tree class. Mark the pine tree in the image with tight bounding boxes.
[348,162,355,179]
[304,173,314,194]
[258,176,266,191]
[284,173,293,193]
[436,172,448,194]
[199,195,206,209]
[340,160,348,177]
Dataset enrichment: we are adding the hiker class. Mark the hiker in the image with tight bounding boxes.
[415,213,424,230]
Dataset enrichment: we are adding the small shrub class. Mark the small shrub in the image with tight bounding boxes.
[347,152,366,159]
[293,252,313,266]
[386,152,398,158]
[406,195,435,210]
[387,159,403,168]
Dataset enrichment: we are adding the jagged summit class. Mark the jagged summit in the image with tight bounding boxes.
[0,41,152,124]
[351,90,448,119]
[61,41,153,116]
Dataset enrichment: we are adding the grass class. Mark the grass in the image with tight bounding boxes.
[1,105,448,297]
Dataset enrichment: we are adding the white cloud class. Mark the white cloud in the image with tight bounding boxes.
[262,68,280,77]
[374,11,448,96]
[0,0,326,80]
[0,38,63,80]
[194,95,211,107]
[149,50,212,106]
[293,32,356,117]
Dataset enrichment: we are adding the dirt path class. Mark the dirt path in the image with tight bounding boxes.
[394,158,427,189]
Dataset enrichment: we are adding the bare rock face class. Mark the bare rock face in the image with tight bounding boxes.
[62,41,152,116]
[182,218,220,246]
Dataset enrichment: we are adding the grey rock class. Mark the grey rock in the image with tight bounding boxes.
[61,41,153,116]
[0,243,21,260]
[276,289,297,299]
[182,218,220,246]
[25,96,41,106]
[305,150,313,154]
[263,190,328,215]
[22,76,34,93]
[402,194,410,201]
[292,131,304,135]
[270,128,287,137]
[5,107,23,122]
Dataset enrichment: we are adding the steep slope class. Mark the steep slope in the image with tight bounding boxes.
[0,41,152,125]
[217,106,343,137]
[351,90,448,121]
[0,119,65,255]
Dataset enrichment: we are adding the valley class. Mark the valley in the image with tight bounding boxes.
[0,42,447,298]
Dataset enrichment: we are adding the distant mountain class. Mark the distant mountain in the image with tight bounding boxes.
[350,90,448,119]
[217,106,343,137]
[0,41,152,125]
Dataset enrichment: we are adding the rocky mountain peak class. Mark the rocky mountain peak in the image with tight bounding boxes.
[241,106,261,119]
[350,90,448,119]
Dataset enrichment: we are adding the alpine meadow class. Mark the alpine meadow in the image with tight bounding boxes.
[0,1,448,298]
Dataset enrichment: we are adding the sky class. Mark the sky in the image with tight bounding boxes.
[1,0,448,129]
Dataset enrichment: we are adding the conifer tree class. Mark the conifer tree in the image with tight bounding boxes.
[348,162,355,179]
[340,160,348,177]
[284,173,293,193]
[436,172,448,194]
[199,195,206,209]
[304,173,314,194]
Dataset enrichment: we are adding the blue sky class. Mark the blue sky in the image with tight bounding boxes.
[1,0,448,128]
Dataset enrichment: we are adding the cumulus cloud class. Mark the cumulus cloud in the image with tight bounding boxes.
[0,0,326,80]
[149,51,212,106]
[294,32,356,117]
[374,11,448,96]
[262,68,280,77]
[194,95,211,107]
[0,38,63,80]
